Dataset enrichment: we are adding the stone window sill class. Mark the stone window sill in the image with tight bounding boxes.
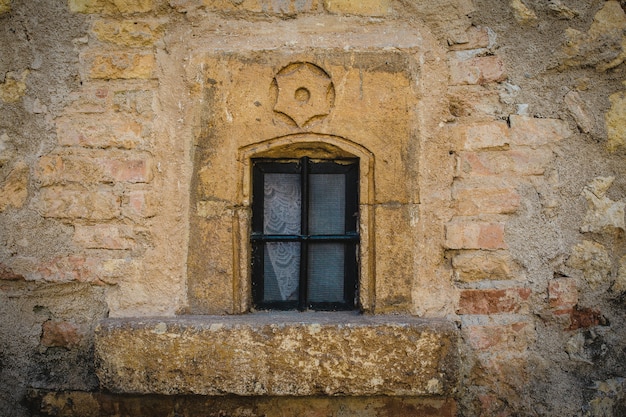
[95,313,458,397]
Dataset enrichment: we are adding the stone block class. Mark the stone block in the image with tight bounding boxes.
[69,0,154,14]
[445,222,507,250]
[95,314,459,396]
[84,51,155,80]
[457,288,531,315]
[73,224,136,250]
[92,19,165,47]
[510,0,537,26]
[454,186,520,215]
[565,90,596,134]
[605,90,626,152]
[0,70,28,103]
[581,176,625,233]
[122,188,157,218]
[452,250,518,282]
[0,161,29,212]
[41,321,82,349]
[457,148,552,177]
[323,0,390,16]
[56,114,147,149]
[567,241,611,289]
[448,26,492,51]
[64,86,110,114]
[447,85,502,117]
[37,186,121,220]
[509,115,571,148]
[34,256,101,283]
[448,54,506,85]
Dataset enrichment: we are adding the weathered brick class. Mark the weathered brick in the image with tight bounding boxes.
[449,53,507,85]
[463,321,535,351]
[323,0,389,16]
[548,278,578,310]
[452,250,518,282]
[74,224,136,250]
[449,26,491,51]
[568,306,608,330]
[41,321,82,349]
[0,263,24,281]
[69,0,153,14]
[35,256,101,283]
[64,86,110,114]
[92,19,165,47]
[37,186,121,220]
[509,115,571,148]
[36,152,153,185]
[123,188,157,218]
[56,114,147,149]
[113,89,153,115]
[85,51,155,80]
[457,121,510,150]
[447,85,502,118]
[445,222,507,250]
[454,186,520,215]
[457,288,531,315]
[457,149,552,177]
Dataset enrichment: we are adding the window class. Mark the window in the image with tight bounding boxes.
[251,157,359,311]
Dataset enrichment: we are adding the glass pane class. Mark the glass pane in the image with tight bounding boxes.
[309,174,345,234]
[308,243,344,302]
[264,173,301,235]
[264,242,300,301]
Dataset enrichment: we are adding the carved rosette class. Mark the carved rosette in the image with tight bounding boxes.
[273,62,335,127]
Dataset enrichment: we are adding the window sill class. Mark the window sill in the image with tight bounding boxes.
[95,313,459,397]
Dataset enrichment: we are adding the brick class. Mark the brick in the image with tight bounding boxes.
[454,186,520,215]
[463,321,535,351]
[509,115,571,148]
[0,263,24,281]
[449,26,491,51]
[323,0,390,16]
[548,278,578,310]
[41,321,82,349]
[74,224,136,250]
[113,89,153,115]
[84,51,155,80]
[457,148,552,177]
[64,86,110,114]
[457,121,510,150]
[568,306,608,330]
[37,186,121,220]
[457,288,531,315]
[69,0,153,14]
[35,256,101,283]
[447,85,502,117]
[123,188,157,218]
[445,222,507,250]
[449,54,507,85]
[92,19,165,47]
[452,250,517,282]
[56,114,147,149]
[36,152,153,185]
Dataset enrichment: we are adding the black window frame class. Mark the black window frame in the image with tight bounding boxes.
[251,156,359,311]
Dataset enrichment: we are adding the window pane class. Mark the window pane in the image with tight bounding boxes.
[264,242,300,301]
[264,173,301,235]
[309,174,345,234]
[308,243,344,302]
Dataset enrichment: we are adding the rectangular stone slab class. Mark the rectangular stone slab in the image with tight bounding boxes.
[95,313,458,396]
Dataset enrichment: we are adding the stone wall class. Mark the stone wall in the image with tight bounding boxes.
[1,0,625,416]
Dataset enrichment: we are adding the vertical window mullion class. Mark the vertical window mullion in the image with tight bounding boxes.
[298,157,309,311]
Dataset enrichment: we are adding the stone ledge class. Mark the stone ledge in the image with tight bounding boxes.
[95,313,459,396]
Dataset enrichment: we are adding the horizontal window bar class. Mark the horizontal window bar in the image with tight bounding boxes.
[251,233,359,242]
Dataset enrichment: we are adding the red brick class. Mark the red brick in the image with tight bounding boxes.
[449,54,507,85]
[457,288,531,315]
[123,188,157,218]
[0,263,24,280]
[41,321,82,349]
[568,306,608,330]
[548,278,578,310]
[449,26,492,51]
[454,186,520,215]
[457,149,552,177]
[74,224,136,250]
[445,222,507,250]
[447,85,502,118]
[35,256,101,283]
[37,186,121,220]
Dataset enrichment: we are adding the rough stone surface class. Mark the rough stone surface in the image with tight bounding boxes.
[581,176,626,233]
[96,315,459,396]
[567,240,612,289]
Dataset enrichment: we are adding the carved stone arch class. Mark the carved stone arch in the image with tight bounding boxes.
[236,133,376,313]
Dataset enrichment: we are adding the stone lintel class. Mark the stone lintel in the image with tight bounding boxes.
[95,313,458,397]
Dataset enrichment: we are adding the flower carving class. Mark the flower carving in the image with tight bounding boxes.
[273,62,335,127]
